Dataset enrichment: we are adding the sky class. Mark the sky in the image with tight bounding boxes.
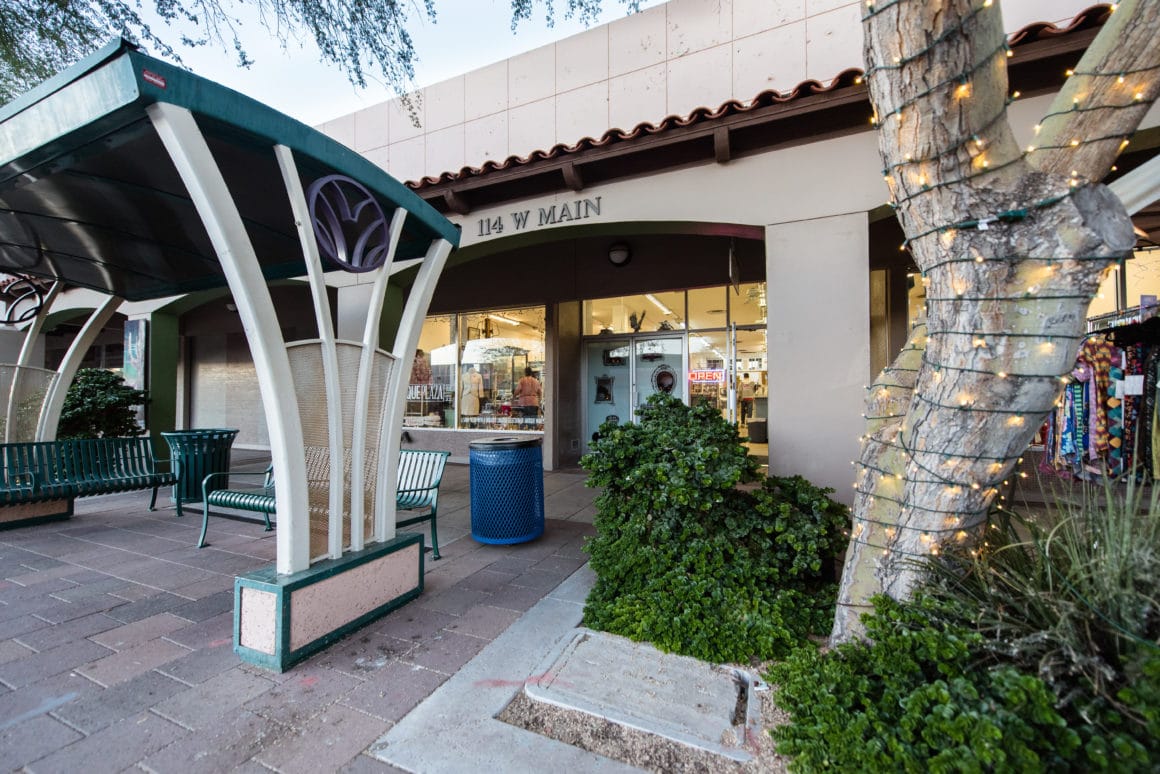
[158,0,666,127]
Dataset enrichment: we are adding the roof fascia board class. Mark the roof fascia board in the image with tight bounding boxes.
[0,55,141,178]
[0,38,135,124]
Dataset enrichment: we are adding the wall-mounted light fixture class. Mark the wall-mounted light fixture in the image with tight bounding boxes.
[607,243,632,267]
[225,302,238,312]
[488,313,521,327]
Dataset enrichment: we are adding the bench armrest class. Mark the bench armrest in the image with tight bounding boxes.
[396,484,438,495]
[201,465,274,491]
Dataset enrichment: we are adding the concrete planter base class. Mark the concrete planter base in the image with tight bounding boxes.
[234,532,424,672]
[0,498,73,529]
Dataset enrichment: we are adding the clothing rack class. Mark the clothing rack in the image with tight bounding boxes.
[1086,304,1159,334]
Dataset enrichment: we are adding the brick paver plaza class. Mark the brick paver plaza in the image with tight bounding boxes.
[0,458,597,771]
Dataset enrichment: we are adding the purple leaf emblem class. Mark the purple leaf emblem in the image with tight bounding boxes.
[306,174,391,273]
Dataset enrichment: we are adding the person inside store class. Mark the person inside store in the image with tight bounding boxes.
[513,367,542,417]
[740,372,756,423]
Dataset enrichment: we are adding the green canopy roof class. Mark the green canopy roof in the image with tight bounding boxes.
[0,40,459,302]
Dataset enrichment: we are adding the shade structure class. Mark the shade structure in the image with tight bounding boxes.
[0,39,460,579]
[0,38,458,300]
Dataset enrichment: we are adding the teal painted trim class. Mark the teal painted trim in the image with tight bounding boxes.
[0,39,134,124]
[234,532,425,672]
[121,50,458,249]
[233,576,286,672]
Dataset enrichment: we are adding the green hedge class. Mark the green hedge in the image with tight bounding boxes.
[580,394,848,663]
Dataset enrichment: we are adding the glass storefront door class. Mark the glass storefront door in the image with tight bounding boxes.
[633,336,685,408]
[583,334,686,450]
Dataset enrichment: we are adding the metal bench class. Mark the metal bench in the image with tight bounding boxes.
[395,450,450,560]
[198,449,451,557]
[0,437,177,526]
[199,465,275,548]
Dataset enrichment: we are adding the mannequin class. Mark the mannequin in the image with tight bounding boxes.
[460,366,483,416]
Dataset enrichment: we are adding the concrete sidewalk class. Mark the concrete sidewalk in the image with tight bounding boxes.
[0,460,599,772]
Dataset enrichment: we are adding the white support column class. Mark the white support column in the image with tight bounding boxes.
[1111,153,1160,216]
[766,213,868,504]
[350,209,406,551]
[274,145,347,560]
[149,103,310,575]
[7,282,60,443]
[375,238,453,541]
[36,294,121,441]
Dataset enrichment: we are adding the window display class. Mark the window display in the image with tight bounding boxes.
[458,307,546,430]
[404,315,456,428]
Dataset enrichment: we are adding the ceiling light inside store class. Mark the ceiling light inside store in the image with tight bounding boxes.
[645,294,674,316]
[488,314,521,327]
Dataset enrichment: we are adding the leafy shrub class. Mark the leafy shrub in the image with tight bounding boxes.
[770,479,1159,772]
[918,482,1160,770]
[770,594,1082,773]
[580,393,848,663]
[59,368,146,439]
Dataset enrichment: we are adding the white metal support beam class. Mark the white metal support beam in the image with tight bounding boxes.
[375,237,453,541]
[149,103,310,575]
[350,208,406,551]
[36,293,121,441]
[274,145,347,560]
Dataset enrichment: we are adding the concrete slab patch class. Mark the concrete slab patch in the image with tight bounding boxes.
[517,629,763,764]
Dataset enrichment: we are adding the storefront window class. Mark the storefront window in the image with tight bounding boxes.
[1087,247,1160,318]
[457,306,546,430]
[732,283,767,326]
[688,332,729,412]
[583,292,684,335]
[687,286,727,330]
[405,315,456,428]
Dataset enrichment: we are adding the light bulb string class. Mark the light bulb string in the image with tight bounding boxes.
[860,439,1010,490]
[858,458,992,488]
[871,41,1010,122]
[921,351,1072,381]
[863,1,991,65]
[924,291,1092,303]
[901,191,1073,246]
[912,389,1047,416]
[891,152,1026,213]
[920,252,1116,274]
[851,510,987,535]
[1031,130,1137,153]
[853,485,991,518]
[881,109,1010,176]
[923,328,1083,342]
[1037,93,1159,126]
[865,431,1016,464]
[858,430,1017,493]
[898,417,1025,489]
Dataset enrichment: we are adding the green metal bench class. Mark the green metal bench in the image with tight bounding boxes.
[197,449,451,557]
[395,450,450,560]
[199,465,275,548]
[0,437,177,527]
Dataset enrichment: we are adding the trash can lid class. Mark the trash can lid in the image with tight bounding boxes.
[469,436,542,450]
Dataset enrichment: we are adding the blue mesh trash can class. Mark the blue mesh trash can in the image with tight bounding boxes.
[469,437,545,544]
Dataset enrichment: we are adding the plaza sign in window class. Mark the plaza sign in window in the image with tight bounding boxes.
[406,308,546,431]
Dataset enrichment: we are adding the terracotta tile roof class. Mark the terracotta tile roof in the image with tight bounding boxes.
[407,4,1112,192]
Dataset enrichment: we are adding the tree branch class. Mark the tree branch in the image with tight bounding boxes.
[1030,0,1160,181]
